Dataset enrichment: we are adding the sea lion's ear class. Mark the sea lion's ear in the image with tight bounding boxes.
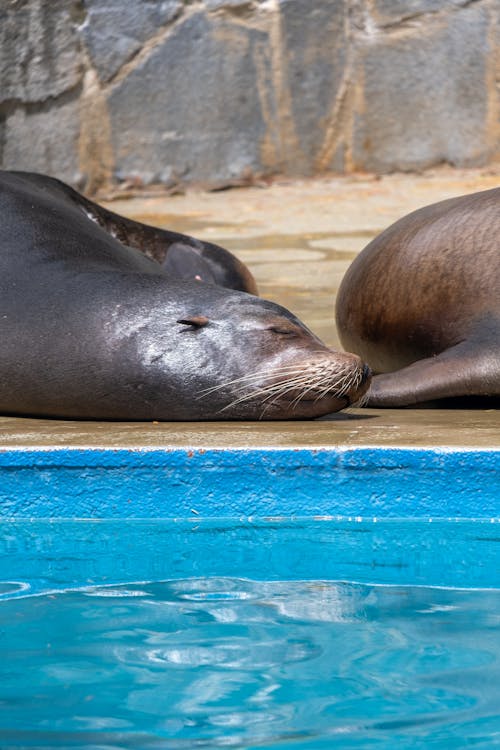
[177,315,210,328]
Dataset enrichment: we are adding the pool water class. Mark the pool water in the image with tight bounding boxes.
[1,577,499,749]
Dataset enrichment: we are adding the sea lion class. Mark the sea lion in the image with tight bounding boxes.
[335,188,500,407]
[0,170,370,420]
[12,171,258,294]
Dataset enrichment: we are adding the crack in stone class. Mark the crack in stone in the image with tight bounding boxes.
[371,0,487,32]
[90,3,188,90]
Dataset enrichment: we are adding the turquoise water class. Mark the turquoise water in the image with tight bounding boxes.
[1,578,499,749]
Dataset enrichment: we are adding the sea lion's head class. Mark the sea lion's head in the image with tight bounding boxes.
[138,286,371,420]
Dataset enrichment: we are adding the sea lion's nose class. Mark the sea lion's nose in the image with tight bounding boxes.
[360,364,372,385]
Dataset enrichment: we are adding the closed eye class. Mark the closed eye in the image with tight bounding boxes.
[268,326,297,336]
[177,315,210,330]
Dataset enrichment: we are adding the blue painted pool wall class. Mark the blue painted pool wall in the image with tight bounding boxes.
[1,518,499,592]
[0,447,498,519]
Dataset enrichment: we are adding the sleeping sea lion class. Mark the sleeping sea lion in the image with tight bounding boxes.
[0,170,370,420]
[336,188,499,406]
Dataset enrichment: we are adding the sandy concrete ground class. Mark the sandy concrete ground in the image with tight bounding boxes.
[0,166,498,449]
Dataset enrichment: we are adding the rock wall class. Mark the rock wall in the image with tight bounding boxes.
[1,0,499,191]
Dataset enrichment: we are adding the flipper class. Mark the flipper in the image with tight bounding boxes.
[368,338,500,407]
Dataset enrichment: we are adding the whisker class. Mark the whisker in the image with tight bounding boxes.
[218,375,313,412]
[349,389,371,408]
[225,370,321,398]
[208,356,368,416]
[264,372,339,410]
[289,365,366,410]
[232,368,360,412]
[197,364,318,398]
[262,375,327,413]
[199,353,361,400]
[312,371,353,402]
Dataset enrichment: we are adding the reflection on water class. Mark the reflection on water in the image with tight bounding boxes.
[0,578,498,749]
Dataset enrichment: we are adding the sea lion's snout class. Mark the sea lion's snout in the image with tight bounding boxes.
[251,349,371,419]
[360,363,372,386]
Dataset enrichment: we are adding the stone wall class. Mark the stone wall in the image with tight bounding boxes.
[1,0,499,192]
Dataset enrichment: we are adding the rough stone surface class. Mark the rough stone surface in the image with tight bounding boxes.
[0,0,83,104]
[353,3,495,171]
[278,0,349,172]
[371,0,473,26]
[0,0,498,189]
[1,94,82,184]
[204,0,257,9]
[79,0,183,82]
[108,11,273,184]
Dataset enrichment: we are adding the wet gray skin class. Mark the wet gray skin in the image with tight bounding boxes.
[0,170,370,420]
